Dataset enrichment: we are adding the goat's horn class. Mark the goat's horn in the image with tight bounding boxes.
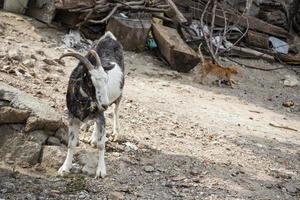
[89,50,102,67]
[59,53,94,71]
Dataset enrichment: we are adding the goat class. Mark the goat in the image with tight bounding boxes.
[58,32,124,178]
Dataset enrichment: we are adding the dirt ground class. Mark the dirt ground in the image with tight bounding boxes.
[0,11,300,200]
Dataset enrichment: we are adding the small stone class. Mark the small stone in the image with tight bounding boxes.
[269,168,294,179]
[78,190,90,199]
[43,58,57,66]
[8,48,22,61]
[144,165,155,172]
[108,191,125,200]
[282,100,294,108]
[47,137,61,146]
[82,165,95,176]
[6,160,15,165]
[124,142,138,151]
[71,163,81,174]
[55,128,68,145]
[71,163,82,174]
[190,168,201,176]
[36,50,45,56]
[1,182,15,193]
[283,75,300,87]
[2,65,11,71]
[284,182,299,194]
[22,59,35,68]
[31,54,38,60]
[28,130,49,145]
[265,182,273,189]
[54,58,65,66]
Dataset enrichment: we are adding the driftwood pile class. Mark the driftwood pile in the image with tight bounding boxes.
[2,0,300,72]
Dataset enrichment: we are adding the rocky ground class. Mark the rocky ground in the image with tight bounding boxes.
[0,11,300,200]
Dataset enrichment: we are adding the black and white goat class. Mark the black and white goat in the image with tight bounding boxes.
[58,32,124,178]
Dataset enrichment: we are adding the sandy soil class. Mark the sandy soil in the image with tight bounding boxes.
[0,11,300,200]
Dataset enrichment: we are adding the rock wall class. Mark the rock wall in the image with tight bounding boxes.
[0,82,67,167]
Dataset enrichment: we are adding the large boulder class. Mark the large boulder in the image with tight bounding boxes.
[0,106,30,124]
[0,125,42,166]
[41,145,66,169]
[0,82,63,132]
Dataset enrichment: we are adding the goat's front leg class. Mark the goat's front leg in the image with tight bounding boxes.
[112,97,121,141]
[58,117,80,175]
[95,112,107,178]
[89,121,100,148]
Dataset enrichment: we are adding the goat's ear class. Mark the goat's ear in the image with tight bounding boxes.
[103,63,115,71]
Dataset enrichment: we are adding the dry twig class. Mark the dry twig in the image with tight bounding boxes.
[269,123,298,132]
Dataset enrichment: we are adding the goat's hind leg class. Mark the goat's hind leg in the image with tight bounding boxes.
[112,97,121,142]
[58,117,80,175]
[95,112,107,178]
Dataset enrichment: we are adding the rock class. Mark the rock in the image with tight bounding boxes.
[18,141,42,165]
[124,142,138,151]
[71,163,82,174]
[8,48,22,61]
[78,151,97,176]
[190,168,201,176]
[269,168,294,179]
[0,106,30,124]
[47,136,61,146]
[78,190,90,199]
[0,182,15,193]
[55,128,68,145]
[41,146,66,168]
[28,130,49,145]
[22,59,35,68]
[283,182,300,195]
[264,182,273,189]
[0,125,41,166]
[283,75,300,87]
[54,58,65,66]
[144,165,155,173]
[25,116,61,133]
[282,100,295,108]
[0,82,63,132]
[43,58,57,66]
[108,191,125,200]
[82,165,95,176]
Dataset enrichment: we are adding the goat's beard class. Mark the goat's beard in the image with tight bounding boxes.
[89,102,98,112]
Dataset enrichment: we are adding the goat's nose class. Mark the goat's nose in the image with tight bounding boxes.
[102,104,108,110]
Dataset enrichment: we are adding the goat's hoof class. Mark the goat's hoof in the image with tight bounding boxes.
[111,134,122,142]
[95,170,106,178]
[58,166,70,176]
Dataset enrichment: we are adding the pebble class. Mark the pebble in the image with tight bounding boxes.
[190,168,201,176]
[47,137,61,146]
[22,59,35,68]
[282,100,294,108]
[6,160,15,165]
[78,190,90,199]
[43,58,57,66]
[8,48,22,61]
[108,191,125,200]
[284,182,299,194]
[71,163,82,174]
[124,142,138,151]
[144,165,155,172]
[1,182,15,193]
